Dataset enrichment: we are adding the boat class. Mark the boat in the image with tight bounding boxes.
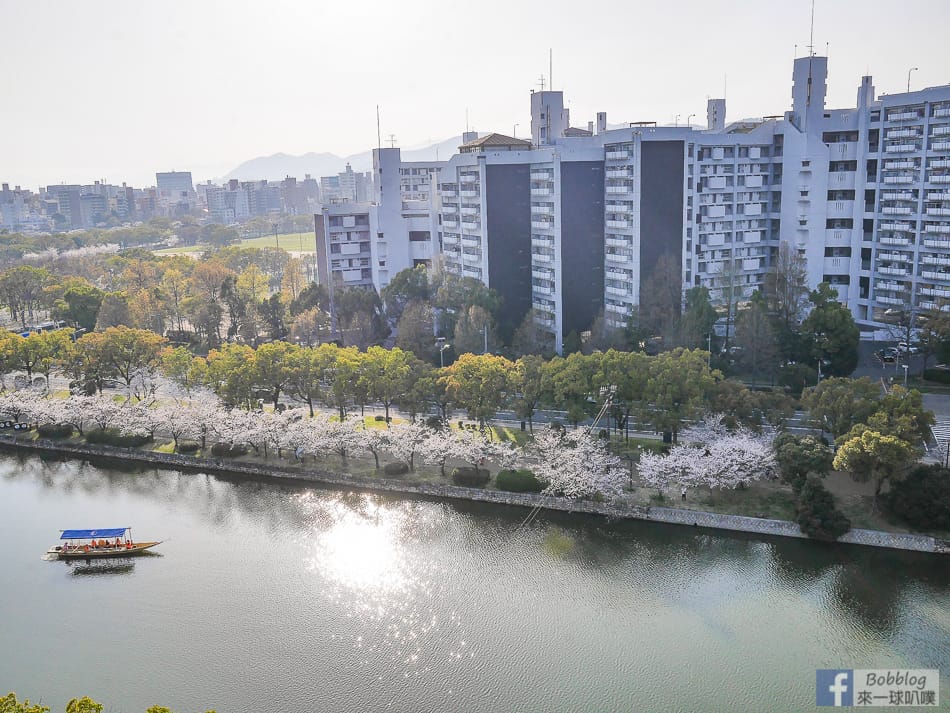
[47,527,162,561]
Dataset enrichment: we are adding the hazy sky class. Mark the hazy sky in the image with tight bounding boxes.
[3,0,949,189]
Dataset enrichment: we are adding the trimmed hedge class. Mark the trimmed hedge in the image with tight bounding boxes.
[923,368,950,385]
[85,428,152,448]
[452,466,490,488]
[495,469,544,493]
[176,440,201,454]
[210,441,250,457]
[37,423,74,438]
[382,462,409,478]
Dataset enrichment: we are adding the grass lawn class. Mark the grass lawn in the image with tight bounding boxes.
[238,232,314,253]
[152,244,204,256]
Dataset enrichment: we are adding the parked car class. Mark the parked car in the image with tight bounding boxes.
[877,348,898,363]
[897,341,919,354]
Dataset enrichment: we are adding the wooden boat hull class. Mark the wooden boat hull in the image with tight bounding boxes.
[50,542,162,560]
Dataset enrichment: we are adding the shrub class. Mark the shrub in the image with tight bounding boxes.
[210,441,250,457]
[883,464,950,531]
[425,415,444,431]
[37,423,74,438]
[176,440,201,454]
[923,368,950,385]
[774,433,833,493]
[85,428,151,448]
[796,477,851,541]
[495,469,544,493]
[382,461,409,478]
[374,415,386,422]
[777,363,819,398]
[452,466,490,488]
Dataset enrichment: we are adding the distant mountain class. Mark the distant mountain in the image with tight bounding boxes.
[222,135,466,182]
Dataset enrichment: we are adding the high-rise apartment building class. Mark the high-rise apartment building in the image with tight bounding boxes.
[155,171,196,216]
[435,56,950,351]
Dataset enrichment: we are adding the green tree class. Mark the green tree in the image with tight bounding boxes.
[734,292,778,385]
[774,433,834,492]
[65,698,102,713]
[161,346,204,394]
[796,476,851,541]
[0,692,49,713]
[833,427,918,499]
[763,241,809,331]
[453,305,496,356]
[381,265,429,322]
[883,464,950,531]
[0,265,52,328]
[361,346,413,422]
[595,349,650,437]
[252,340,298,408]
[97,326,167,397]
[50,278,104,331]
[439,353,513,426]
[510,309,556,358]
[639,253,682,340]
[801,377,880,438]
[646,348,718,441]
[512,354,547,432]
[95,291,133,330]
[861,385,935,445]
[395,301,436,361]
[204,342,257,407]
[545,352,601,427]
[678,286,718,349]
[802,282,859,377]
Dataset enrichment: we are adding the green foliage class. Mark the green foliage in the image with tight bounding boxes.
[776,362,818,398]
[209,442,250,457]
[923,367,950,384]
[382,461,409,478]
[381,265,429,321]
[495,469,544,492]
[65,698,103,713]
[774,433,833,493]
[801,377,880,438]
[176,440,201,454]
[37,423,74,438]
[883,464,950,531]
[802,282,859,377]
[796,476,851,541]
[862,386,935,444]
[452,466,491,488]
[0,692,50,713]
[833,427,918,498]
[85,428,152,448]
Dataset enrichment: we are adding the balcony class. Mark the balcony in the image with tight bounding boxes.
[931,175,950,184]
[883,175,915,184]
[530,171,553,181]
[533,283,555,296]
[532,251,554,264]
[826,229,850,243]
[532,268,555,281]
[878,266,910,276]
[743,230,761,243]
[606,185,633,195]
[706,176,727,190]
[923,255,950,266]
[932,160,950,169]
[935,108,950,118]
[606,168,632,179]
[884,160,916,170]
[460,206,478,216]
[933,141,950,152]
[881,206,913,215]
[877,295,904,305]
[742,258,761,271]
[885,144,919,153]
[462,267,482,279]
[887,111,919,121]
[443,219,459,229]
[531,187,553,197]
[878,252,911,262]
[531,220,554,230]
[879,236,912,246]
[606,237,631,249]
[606,251,632,265]
[826,200,853,218]
[531,236,553,249]
[921,286,950,298]
[879,221,913,231]
[882,192,915,201]
[887,128,920,139]
[928,208,950,216]
[605,285,630,297]
[924,238,950,249]
[460,189,479,199]
[442,233,460,245]
[876,281,903,292]
[461,235,480,246]
[606,219,632,229]
[441,189,457,198]
[605,150,631,161]
[828,171,856,188]
[928,192,950,202]
[532,204,554,215]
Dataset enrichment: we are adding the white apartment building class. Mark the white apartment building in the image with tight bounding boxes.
[314,148,444,293]
[436,55,950,351]
[155,171,196,216]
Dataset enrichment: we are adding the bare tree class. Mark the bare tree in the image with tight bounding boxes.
[763,242,809,330]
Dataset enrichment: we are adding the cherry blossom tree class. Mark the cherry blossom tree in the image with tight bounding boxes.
[418,428,454,477]
[383,421,431,471]
[357,425,388,470]
[528,428,626,500]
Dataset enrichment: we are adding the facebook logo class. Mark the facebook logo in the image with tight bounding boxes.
[817,669,854,707]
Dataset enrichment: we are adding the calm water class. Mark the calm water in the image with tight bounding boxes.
[1,453,948,713]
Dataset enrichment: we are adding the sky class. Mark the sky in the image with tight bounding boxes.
[3,0,949,189]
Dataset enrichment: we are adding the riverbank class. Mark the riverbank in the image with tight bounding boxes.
[2,434,947,555]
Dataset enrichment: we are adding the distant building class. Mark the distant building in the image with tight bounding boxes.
[320,163,372,204]
[156,171,196,216]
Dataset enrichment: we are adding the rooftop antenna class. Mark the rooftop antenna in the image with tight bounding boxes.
[808,0,815,56]
[537,74,546,92]
[466,108,469,132]
[376,105,381,150]
[549,48,553,91]
[387,134,397,149]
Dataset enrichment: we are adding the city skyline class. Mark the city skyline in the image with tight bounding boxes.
[3,0,949,189]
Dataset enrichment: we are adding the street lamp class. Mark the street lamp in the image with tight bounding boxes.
[902,363,909,388]
[907,67,919,93]
[687,113,696,128]
[273,222,280,251]
[436,337,450,368]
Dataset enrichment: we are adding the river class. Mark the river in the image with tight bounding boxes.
[1,452,948,712]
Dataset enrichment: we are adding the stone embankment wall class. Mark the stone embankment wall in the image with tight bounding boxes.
[2,435,946,556]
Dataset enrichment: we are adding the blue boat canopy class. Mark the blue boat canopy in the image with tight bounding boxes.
[61,528,129,540]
